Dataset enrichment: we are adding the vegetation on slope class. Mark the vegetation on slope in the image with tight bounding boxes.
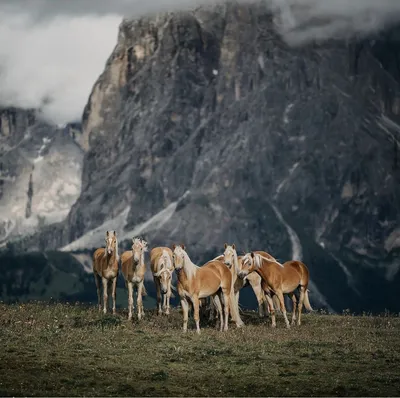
[0,302,399,396]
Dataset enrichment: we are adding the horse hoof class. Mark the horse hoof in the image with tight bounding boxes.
[271,324,277,328]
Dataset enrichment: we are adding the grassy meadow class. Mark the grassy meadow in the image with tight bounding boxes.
[0,302,399,397]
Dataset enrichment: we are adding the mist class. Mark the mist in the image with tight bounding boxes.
[1,0,400,126]
[269,0,400,46]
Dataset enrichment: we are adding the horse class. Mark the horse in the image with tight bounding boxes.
[121,237,149,321]
[92,230,119,315]
[172,244,242,334]
[238,252,313,328]
[222,243,270,318]
[150,246,175,315]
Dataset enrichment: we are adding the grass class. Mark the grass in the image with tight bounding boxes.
[0,302,399,396]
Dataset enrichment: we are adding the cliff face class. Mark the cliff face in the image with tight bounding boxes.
[11,2,400,313]
[0,108,84,245]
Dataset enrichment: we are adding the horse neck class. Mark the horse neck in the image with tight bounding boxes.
[105,251,117,267]
[182,252,198,281]
[136,252,145,271]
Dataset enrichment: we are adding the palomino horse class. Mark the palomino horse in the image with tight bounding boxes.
[172,244,242,333]
[222,244,270,318]
[150,246,174,315]
[92,230,119,315]
[121,237,148,321]
[238,252,313,328]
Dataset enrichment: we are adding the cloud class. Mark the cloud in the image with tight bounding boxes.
[1,0,400,125]
[268,0,400,45]
[0,10,121,125]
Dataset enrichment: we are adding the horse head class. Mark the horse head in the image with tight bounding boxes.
[223,243,237,269]
[155,250,173,294]
[172,243,186,271]
[105,230,117,256]
[132,237,148,263]
[238,252,261,279]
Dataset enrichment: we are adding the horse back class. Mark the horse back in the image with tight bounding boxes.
[200,259,231,281]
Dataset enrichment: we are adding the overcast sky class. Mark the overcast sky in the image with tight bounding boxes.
[0,0,400,126]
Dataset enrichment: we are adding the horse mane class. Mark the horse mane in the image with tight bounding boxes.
[232,249,240,275]
[160,249,173,270]
[258,254,283,268]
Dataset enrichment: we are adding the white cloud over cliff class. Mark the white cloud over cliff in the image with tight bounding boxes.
[1,0,400,125]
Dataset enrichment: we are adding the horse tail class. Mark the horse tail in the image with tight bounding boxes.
[229,272,244,328]
[304,289,313,311]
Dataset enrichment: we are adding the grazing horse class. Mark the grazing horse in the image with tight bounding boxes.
[222,244,270,318]
[238,252,313,328]
[172,244,242,334]
[92,230,119,315]
[150,247,174,315]
[121,238,148,321]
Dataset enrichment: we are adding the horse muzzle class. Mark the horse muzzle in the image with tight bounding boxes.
[238,271,246,280]
[161,288,168,294]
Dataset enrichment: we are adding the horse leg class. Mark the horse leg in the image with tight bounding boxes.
[165,281,171,315]
[213,294,224,331]
[249,278,265,318]
[263,293,270,317]
[221,289,230,332]
[264,293,276,328]
[154,278,162,315]
[102,277,109,314]
[137,281,145,320]
[94,273,102,312]
[276,290,290,328]
[192,295,201,334]
[111,277,117,315]
[297,286,306,326]
[290,292,298,325]
[163,292,167,313]
[127,281,134,321]
[181,298,189,333]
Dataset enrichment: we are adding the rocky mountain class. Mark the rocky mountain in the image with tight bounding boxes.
[0,107,84,246]
[3,1,400,314]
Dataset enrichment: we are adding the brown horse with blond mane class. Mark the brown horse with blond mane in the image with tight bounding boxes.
[121,237,148,321]
[238,252,313,328]
[150,246,175,315]
[172,244,243,334]
[92,230,119,315]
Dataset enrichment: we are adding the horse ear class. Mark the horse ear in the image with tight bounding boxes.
[113,230,116,236]
[106,231,109,236]
[250,252,255,258]
[181,243,185,250]
[172,244,176,251]
[224,243,227,249]
[232,243,236,250]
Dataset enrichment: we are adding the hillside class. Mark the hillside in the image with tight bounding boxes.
[0,108,84,245]
[2,1,400,314]
[0,302,399,396]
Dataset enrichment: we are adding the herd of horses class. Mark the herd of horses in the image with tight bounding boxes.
[93,230,313,333]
